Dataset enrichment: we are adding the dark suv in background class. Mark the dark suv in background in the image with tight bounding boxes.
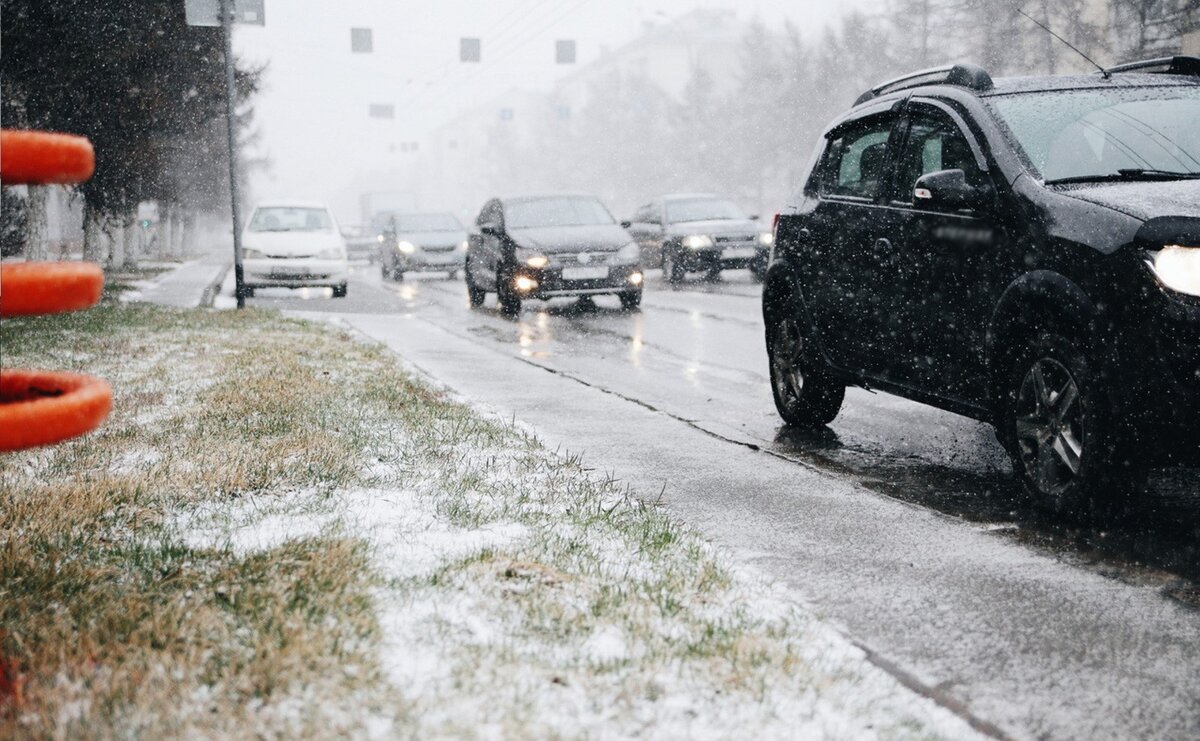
[763,57,1200,517]
[465,194,644,314]
[624,194,772,282]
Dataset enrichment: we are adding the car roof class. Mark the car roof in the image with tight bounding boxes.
[660,193,730,202]
[984,72,1200,97]
[253,200,329,210]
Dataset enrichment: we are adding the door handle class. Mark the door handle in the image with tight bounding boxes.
[874,238,892,252]
[798,228,812,240]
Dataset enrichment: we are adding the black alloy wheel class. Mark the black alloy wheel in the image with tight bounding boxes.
[332,284,348,298]
[497,267,521,315]
[766,300,844,427]
[1002,331,1140,517]
[620,289,642,310]
[465,258,486,308]
[663,250,684,284]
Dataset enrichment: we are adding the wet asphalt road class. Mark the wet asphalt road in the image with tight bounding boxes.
[246,262,1200,739]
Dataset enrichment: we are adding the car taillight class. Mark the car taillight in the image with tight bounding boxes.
[771,213,780,240]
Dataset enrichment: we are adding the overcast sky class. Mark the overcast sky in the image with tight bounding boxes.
[235,0,879,221]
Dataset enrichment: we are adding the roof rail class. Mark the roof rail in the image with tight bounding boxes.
[855,63,994,106]
[1106,55,1200,77]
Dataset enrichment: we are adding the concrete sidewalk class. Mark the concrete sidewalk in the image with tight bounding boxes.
[137,244,231,308]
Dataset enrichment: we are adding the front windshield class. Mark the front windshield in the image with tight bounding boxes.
[248,206,334,232]
[393,213,463,232]
[505,197,615,229]
[666,199,747,222]
[989,86,1200,182]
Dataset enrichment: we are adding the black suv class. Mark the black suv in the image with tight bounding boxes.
[465,194,644,314]
[763,58,1200,516]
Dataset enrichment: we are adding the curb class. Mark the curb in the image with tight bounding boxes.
[199,262,233,308]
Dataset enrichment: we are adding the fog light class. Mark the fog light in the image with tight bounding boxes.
[514,275,539,293]
[628,272,644,285]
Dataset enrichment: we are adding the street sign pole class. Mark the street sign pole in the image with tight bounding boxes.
[219,0,246,308]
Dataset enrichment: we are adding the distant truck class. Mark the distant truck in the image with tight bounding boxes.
[360,190,417,225]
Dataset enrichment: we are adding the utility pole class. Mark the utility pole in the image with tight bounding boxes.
[220,0,246,308]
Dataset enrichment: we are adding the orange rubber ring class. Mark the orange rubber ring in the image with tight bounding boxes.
[0,369,112,452]
[0,130,95,185]
[1,262,104,317]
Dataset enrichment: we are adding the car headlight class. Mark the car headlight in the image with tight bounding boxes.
[241,247,267,260]
[376,235,385,243]
[515,248,549,268]
[397,240,416,255]
[759,232,774,246]
[459,240,469,251]
[1148,245,1200,297]
[612,242,640,263]
[682,235,713,250]
[317,247,345,260]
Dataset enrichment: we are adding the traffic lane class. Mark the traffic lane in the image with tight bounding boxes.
[400,273,1200,592]
[330,308,1200,741]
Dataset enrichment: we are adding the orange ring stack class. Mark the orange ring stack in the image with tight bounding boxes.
[0,129,112,452]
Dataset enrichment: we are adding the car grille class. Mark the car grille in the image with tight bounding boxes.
[553,251,611,265]
[422,244,458,253]
[267,253,314,259]
[713,235,756,244]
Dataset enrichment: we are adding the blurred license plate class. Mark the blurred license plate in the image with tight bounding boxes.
[562,267,608,280]
[271,266,307,275]
[721,247,756,259]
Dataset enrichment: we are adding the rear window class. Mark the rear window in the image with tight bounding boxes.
[820,118,895,200]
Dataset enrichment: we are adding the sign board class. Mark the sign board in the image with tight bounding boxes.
[185,0,265,27]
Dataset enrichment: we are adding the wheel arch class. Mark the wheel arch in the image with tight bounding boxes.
[985,270,1101,414]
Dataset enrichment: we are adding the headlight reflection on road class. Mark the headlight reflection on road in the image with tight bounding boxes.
[629,314,646,368]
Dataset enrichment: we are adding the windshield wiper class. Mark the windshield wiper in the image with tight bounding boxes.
[1046,169,1200,185]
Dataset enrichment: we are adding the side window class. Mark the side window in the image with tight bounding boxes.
[476,200,500,227]
[632,204,657,224]
[820,117,895,200]
[893,109,986,203]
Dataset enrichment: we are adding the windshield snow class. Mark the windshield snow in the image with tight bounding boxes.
[248,207,334,233]
[666,199,749,223]
[989,87,1200,182]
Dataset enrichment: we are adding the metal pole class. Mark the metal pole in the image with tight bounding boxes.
[220,0,246,308]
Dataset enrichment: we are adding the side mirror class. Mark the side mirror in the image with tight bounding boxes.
[620,220,632,229]
[914,169,989,210]
[479,221,503,236]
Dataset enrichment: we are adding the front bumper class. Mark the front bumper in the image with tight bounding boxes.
[678,244,767,271]
[1117,286,1200,464]
[244,258,348,287]
[401,249,466,272]
[512,263,643,300]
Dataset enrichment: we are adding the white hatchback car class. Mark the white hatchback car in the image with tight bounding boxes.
[241,201,349,297]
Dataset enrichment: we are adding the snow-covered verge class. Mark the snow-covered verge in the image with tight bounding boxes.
[0,301,980,739]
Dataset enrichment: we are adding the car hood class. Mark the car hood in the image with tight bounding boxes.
[1056,180,1200,221]
[509,224,632,253]
[242,231,345,255]
[667,218,762,237]
[397,230,468,247]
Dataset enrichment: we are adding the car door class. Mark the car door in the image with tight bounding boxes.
[796,109,903,374]
[880,99,1010,404]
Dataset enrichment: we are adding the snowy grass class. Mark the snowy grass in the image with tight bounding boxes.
[0,301,979,738]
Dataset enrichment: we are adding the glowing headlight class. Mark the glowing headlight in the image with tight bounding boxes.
[1148,245,1200,297]
[241,247,267,260]
[759,232,774,246]
[317,247,345,260]
[459,240,469,251]
[376,235,385,243]
[514,275,539,292]
[612,242,640,263]
[682,235,713,250]
[397,240,416,255]
[516,248,548,268]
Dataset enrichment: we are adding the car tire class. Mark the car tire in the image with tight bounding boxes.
[392,267,405,282]
[998,330,1142,519]
[332,284,348,298]
[466,265,486,308]
[663,250,684,284]
[242,286,256,298]
[619,289,642,310]
[497,269,521,316]
[765,290,844,428]
[380,262,391,280]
